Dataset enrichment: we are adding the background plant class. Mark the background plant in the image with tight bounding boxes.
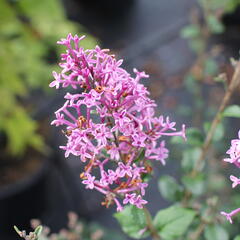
[180,0,240,124]
[45,0,240,237]
[113,61,240,240]
[11,1,240,239]
[0,0,96,156]
[14,212,125,240]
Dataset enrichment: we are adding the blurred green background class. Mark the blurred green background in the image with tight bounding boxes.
[0,0,97,156]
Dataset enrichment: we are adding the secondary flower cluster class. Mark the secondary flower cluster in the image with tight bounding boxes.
[221,130,240,223]
[50,34,186,211]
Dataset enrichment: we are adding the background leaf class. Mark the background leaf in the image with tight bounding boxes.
[181,147,202,172]
[182,174,205,196]
[158,175,183,202]
[204,224,229,240]
[186,128,204,147]
[180,25,201,38]
[153,205,196,240]
[206,15,225,34]
[223,105,240,118]
[204,122,224,142]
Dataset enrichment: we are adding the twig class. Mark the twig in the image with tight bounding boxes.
[143,207,161,240]
[181,62,240,205]
[192,62,240,176]
[189,206,213,240]
[189,221,206,240]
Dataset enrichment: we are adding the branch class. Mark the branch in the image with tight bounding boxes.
[192,61,240,176]
[143,207,161,240]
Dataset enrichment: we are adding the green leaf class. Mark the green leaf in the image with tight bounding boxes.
[186,128,204,147]
[34,226,43,237]
[204,224,229,240]
[134,149,146,163]
[226,0,240,12]
[184,74,197,93]
[158,175,183,202]
[176,105,192,117]
[181,147,202,172]
[171,127,204,146]
[206,15,225,34]
[14,226,22,237]
[195,98,204,109]
[214,73,227,83]
[4,107,44,156]
[182,174,205,196]
[204,59,218,76]
[170,135,185,145]
[153,205,196,240]
[189,39,205,53]
[234,236,240,240]
[101,148,110,158]
[90,109,98,114]
[223,105,240,118]
[141,172,152,183]
[114,205,150,239]
[134,151,152,182]
[181,25,200,38]
[208,174,227,191]
[204,122,224,142]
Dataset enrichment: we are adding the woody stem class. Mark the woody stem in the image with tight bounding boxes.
[143,207,161,240]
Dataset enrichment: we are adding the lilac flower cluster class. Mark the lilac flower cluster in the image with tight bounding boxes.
[50,34,186,211]
[221,130,240,223]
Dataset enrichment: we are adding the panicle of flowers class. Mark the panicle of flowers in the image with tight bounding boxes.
[50,34,186,211]
[221,130,240,223]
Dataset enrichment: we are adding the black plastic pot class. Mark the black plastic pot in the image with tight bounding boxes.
[74,0,135,12]
[0,157,49,240]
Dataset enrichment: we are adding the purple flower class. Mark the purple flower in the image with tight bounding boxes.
[117,162,133,178]
[132,132,147,148]
[82,173,95,189]
[221,208,240,224]
[146,141,169,165]
[123,193,137,205]
[107,145,120,161]
[133,68,149,82]
[112,110,131,130]
[114,198,123,212]
[50,71,62,89]
[94,124,113,147]
[81,90,101,108]
[222,130,240,222]
[221,211,233,224]
[224,131,240,167]
[51,112,65,126]
[133,195,148,209]
[137,182,148,196]
[100,170,117,186]
[50,34,186,211]
[96,106,108,118]
[230,175,240,188]
[107,170,117,184]
[132,164,146,178]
